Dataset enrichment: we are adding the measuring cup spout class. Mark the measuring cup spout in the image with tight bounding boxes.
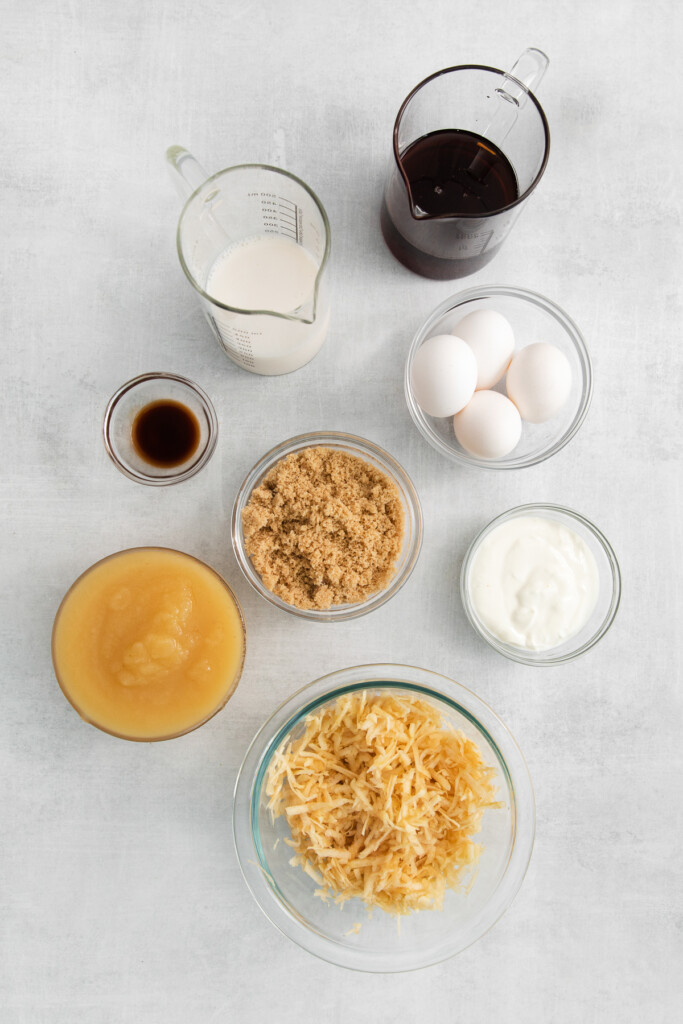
[166,146,210,202]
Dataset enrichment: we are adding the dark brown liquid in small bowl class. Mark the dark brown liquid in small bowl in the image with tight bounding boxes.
[132,400,200,468]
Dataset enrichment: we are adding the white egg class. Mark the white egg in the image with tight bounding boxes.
[452,309,514,390]
[410,334,477,418]
[453,390,522,459]
[506,342,572,423]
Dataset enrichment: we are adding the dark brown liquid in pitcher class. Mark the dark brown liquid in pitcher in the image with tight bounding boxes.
[381,129,519,279]
[402,129,518,216]
[132,400,200,467]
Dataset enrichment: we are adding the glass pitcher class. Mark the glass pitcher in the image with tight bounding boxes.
[380,49,550,280]
[167,147,331,376]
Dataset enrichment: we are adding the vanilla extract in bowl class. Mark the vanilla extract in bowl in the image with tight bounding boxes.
[131,399,200,468]
[103,372,218,486]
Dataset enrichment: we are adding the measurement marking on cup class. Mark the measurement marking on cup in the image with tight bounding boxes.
[277,199,300,242]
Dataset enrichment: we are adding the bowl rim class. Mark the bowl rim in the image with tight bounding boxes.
[460,503,622,666]
[102,371,219,486]
[51,546,246,741]
[404,284,593,470]
[231,431,423,621]
[233,663,535,972]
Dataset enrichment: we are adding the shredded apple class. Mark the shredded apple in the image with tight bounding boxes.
[265,692,500,916]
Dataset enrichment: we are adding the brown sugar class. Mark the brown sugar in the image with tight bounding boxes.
[241,447,405,610]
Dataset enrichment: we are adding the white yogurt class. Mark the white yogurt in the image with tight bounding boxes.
[468,515,600,651]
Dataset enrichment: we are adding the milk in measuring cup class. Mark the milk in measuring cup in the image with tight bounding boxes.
[205,236,329,375]
[208,236,315,311]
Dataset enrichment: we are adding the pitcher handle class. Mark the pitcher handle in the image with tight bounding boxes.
[470,47,549,162]
[166,146,209,202]
[497,48,549,106]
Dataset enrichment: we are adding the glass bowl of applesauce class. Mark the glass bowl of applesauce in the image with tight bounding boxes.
[51,547,246,740]
[231,432,423,621]
[233,663,535,972]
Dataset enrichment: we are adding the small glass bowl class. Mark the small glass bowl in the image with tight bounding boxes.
[233,663,535,972]
[231,432,423,621]
[460,504,621,666]
[103,372,218,485]
[405,285,592,470]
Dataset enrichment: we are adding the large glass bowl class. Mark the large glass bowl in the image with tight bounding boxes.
[405,285,592,469]
[52,547,246,741]
[460,504,621,666]
[233,664,534,972]
[231,432,423,621]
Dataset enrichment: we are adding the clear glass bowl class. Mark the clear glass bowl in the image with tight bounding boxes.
[51,547,246,741]
[231,432,423,621]
[233,664,535,972]
[405,285,592,469]
[460,504,621,666]
[103,372,218,485]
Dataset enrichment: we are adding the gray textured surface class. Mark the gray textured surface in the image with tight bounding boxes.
[1,0,681,1021]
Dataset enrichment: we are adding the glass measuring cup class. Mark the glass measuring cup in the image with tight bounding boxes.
[167,148,331,375]
[380,49,550,280]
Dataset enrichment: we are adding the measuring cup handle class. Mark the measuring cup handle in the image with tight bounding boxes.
[470,47,549,164]
[498,48,549,105]
[166,146,210,201]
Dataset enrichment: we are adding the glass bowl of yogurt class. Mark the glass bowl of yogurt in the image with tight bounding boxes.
[405,286,592,469]
[460,504,621,665]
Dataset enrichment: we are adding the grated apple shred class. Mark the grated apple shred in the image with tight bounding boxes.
[265,692,501,916]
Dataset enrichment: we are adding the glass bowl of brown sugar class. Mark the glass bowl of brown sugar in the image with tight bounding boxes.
[231,432,423,621]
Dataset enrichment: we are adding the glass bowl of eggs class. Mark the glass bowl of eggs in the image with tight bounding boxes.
[404,285,592,469]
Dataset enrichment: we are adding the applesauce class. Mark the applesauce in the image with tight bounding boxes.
[52,548,246,740]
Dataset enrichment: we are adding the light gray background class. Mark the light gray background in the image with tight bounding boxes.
[2,0,681,1021]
